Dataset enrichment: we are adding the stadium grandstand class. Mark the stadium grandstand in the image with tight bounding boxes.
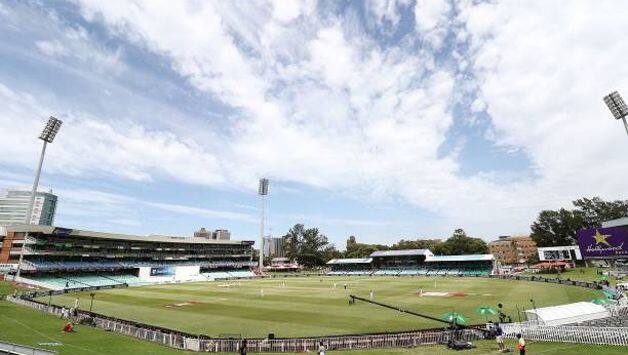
[327,249,496,276]
[264,257,302,272]
[326,258,372,275]
[0,224,257,290]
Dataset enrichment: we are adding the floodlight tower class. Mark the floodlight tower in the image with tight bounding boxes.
[258,178,269,270]
[603,91,628,136]
[15,116,63,279]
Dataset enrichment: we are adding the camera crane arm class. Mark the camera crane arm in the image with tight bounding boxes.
[349,294,462,327]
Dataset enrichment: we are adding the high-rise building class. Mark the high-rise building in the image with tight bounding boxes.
[488,235,537,265]
[193,227,213,239]
[193,228,231,240]
[0,187,57,226]
[263,236,285,258]
[214,229,231,240]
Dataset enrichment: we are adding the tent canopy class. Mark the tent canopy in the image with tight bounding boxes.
[532,261,570,269]
[524,301,609,326]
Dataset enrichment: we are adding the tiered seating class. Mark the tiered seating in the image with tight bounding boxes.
[228,270,257,278]
[374,269,400,276]
[29,260,124,271]
[28,260,257,272]
[68,275,123,287]
[29,276,86,289]
[201,271,233,280]
[334,267,490,277]
[107,274,149,286]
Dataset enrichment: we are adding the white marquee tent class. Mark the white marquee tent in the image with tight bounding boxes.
[524,302,610,326]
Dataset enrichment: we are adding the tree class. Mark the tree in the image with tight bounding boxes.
[572,197,628,229]
[283,224,304,262]
[299,227,330,267]
[530,209,582,247]
[322,245,342,262]
[526,252,539,265]
[392,239,443,251]
[438,229,488,255]
[529,197,628,247]
[344,236,388,258]
[281,224,336,268]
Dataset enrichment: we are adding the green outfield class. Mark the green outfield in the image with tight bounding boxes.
[42,276,601,338]
[524,267,623,285]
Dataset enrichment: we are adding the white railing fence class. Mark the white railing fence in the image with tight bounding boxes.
[502,322,628,346]
[197,329,485,352]
[0,341,57,355]
[7,295,485,353]
[7,275,628,352]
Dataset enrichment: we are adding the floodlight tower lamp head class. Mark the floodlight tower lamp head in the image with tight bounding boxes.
[38,116,63,143]
[258,178,269,196]
[603,91,628,119]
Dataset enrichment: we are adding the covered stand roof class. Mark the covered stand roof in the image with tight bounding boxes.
[425,254,494,262]
[524,302,610,326]
[327,258,373,265]
[370,249,433,257]
[6,223,252,245]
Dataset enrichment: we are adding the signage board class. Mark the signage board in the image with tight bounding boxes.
[577,226,628,259]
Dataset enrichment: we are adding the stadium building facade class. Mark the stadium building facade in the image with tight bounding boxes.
[327,249,496,276]
[0,224,256,289]
[488,235,537,265]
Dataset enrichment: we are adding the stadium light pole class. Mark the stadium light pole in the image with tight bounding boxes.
[15,116,63,280]
[603,91,628,136]
[258,178,269,270]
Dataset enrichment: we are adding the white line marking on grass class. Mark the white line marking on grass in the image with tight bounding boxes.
[0,312,100,354]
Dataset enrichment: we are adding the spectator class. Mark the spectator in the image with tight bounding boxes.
[239,339,247,355]
[62,322,74,333]
[517,333,526,355]
[318,341,326,355]
[495,324,504,351]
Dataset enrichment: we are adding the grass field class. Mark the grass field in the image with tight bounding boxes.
[2,295,626,355]
[42,276,601,338]
[1,278,623,355]
[523,267,624,285]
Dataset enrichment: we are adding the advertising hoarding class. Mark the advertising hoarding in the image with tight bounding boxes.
[577,225,628,259]
[150,266,175,276]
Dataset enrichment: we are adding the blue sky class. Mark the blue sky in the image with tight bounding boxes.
[0,0,626,249]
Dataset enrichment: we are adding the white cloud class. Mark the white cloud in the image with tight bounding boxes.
[0,83,227,187]
[55,187,255,226]
[26,10,124,73]
[470,98,486,113]
[35,40,68,57]
[145,202,256,223]
[271,0,309,23]
[1,1,627,240]
[459,0,628,193]
[366,0,411,29]
[414,0,451,48]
